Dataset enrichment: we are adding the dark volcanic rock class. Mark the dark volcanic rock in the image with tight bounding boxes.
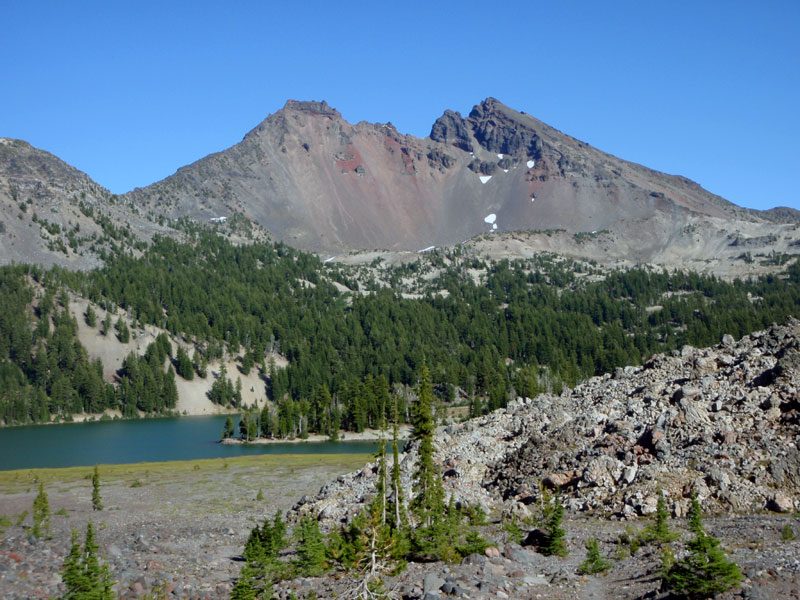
[429,110,473,152]
[466,97,543,158]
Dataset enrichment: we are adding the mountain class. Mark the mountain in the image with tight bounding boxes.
[125,97,800,261]
[0,137,175,268]
[3,98,800,269]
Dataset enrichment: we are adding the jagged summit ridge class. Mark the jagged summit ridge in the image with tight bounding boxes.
[4,97,800,269]
[125,95,797,259]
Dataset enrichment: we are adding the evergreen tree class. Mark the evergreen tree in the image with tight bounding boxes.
[578,537,612,574]
[91,465,103,511]
[229,566,257,600]
[239,412,255,441]
[62,530,88,596]
[409,365,446,558]
[294,516,327,576]
[541,490,568,556]
[270,510,287,554]
[84,305,96,328]
[663,495,743,599]
[101,312,111,337]
[390,397,406,532]
[176,346,194,380]
[687,491,704,536]
[241,349,255,376]
[32,481,50,538]
[114,317,130,343]
[222,415,234,439]
[61,522,115,600]
[641,488,677,544]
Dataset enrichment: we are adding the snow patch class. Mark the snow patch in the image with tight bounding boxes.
[479,175,492,184]
[526,160,535,169]
[324,256,336,264]
[531,194,535,203]
[484,214,497,225]
[503,169,509,173]
[497,153,504,159]
[418,246,435,253]
[492,223,498,230]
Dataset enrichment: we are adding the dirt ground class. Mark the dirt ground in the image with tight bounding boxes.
[0,454,370,599]
[1,456,798,600]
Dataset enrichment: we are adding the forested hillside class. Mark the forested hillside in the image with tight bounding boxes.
[3,231,800,431]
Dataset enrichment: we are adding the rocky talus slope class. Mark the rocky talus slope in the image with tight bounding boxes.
[293,319,800,526]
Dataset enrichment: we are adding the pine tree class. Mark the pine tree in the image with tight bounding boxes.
[641,488,677,544]
[294,516,327,576]
[115,317,130,343]
[663,493,742,599]
[687,491,704,535]
[176,346,194,380]
[91,465,103,511]
[85,305,96,328]
[541,490,568,556]
[229,566,257,600]
[32,481,50,538]
[409,365,446,558]
[61,522,115,600]
[222,415,234,439]
[101,312,111,336]
[578,537,612,574]
[270,510,287,554]
[390,396,406,532]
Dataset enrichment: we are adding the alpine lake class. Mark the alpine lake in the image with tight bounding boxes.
[0,415,379,471]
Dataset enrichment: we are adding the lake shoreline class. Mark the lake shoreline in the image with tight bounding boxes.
[219,424,412,445]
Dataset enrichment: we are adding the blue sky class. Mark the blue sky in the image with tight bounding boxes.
[3,1,799,210]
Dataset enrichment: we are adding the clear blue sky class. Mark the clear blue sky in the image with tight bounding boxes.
[3,1,799,210]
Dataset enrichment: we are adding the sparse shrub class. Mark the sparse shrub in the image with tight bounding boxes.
[782,523,796,542]
[462,503,487,526]
[615,525,641,558]
[502,517,523,544]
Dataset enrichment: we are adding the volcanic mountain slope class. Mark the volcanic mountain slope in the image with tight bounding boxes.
[0,138,172,268]
[3,98,799,269]
[127,97,800,260]
[0,138,267,268]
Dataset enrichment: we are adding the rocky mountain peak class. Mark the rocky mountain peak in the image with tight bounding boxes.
[429,109,472,152]
[465,97,543,158]
[282,99,341,119]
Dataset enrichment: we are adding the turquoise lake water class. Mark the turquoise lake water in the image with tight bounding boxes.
[0,415,378,470]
